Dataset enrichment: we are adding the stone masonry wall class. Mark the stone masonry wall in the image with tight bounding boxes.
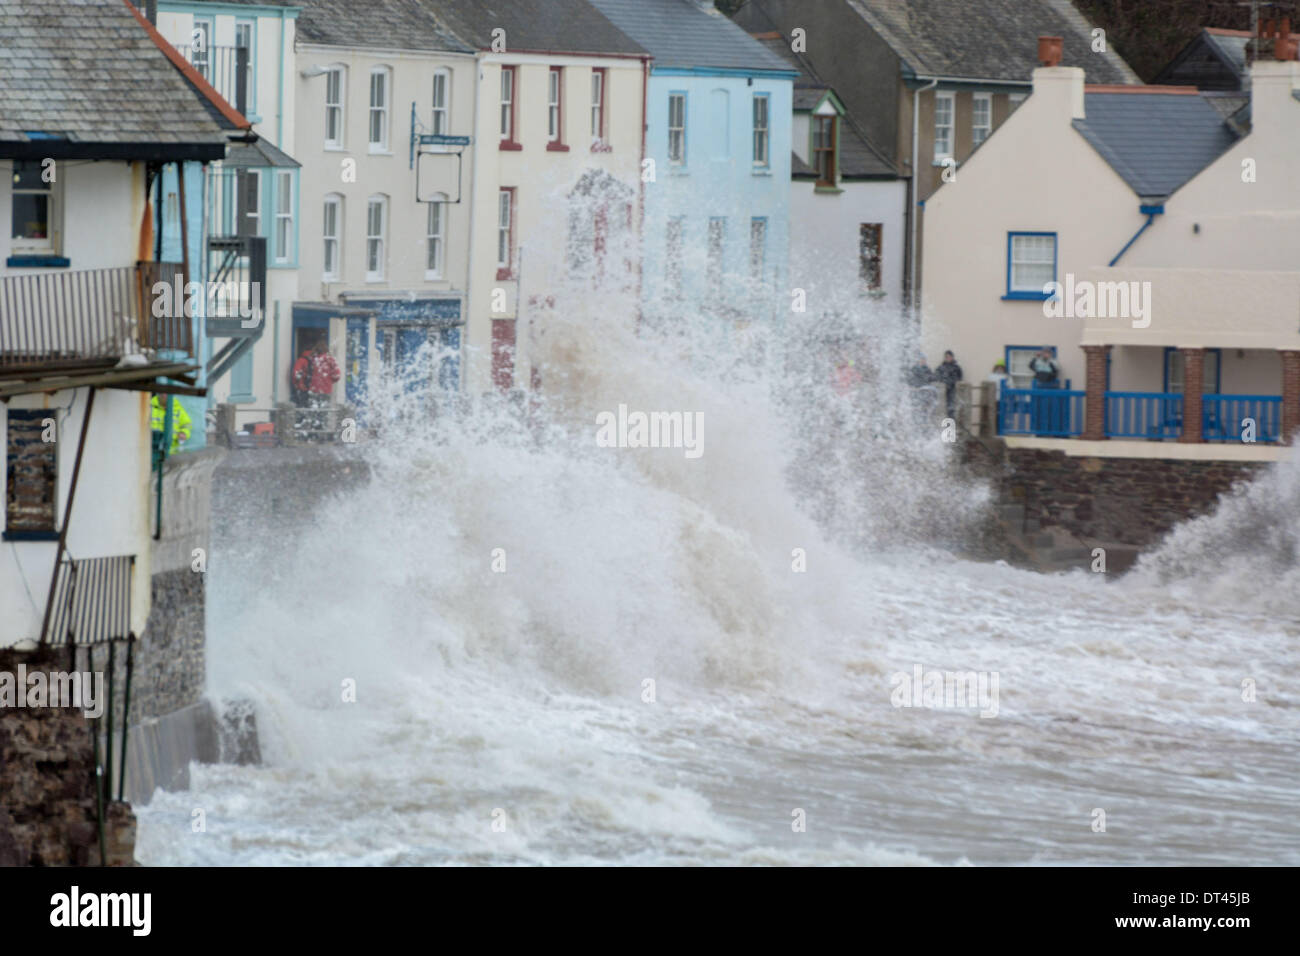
[1001,448,1266,548]
[0,646,136,866]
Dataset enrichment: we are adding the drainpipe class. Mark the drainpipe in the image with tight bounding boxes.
[909,78,938,324]
[464,55,482,394]
[636,56,649,333]
[1109,203,1163,266]
[272,302,281,406]
[277,8,287,145]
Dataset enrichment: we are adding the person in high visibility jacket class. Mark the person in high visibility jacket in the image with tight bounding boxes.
[151,395,192,453]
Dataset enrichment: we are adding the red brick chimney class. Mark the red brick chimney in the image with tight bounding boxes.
[1038,36,1064,67]
[1259,18,1299,61]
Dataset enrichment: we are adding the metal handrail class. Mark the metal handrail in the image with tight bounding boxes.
[0,263,191,370]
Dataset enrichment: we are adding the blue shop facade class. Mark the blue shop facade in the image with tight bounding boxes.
[292,296,463,408]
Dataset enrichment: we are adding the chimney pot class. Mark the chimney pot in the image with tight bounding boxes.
[1038,36,1064,68]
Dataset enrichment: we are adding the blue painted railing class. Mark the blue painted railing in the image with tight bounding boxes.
[1202,394,1281,442]
[998,386,1086,437]
[1105,391,1182,440]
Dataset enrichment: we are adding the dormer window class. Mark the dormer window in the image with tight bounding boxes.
[813,115,838,187]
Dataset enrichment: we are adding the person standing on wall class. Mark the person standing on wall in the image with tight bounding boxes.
[306,341,341,440]
[1028,348,1063,435]
[935,350,964,418]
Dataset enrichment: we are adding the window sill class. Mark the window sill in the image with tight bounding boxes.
[368,148,393,156]
[590,142,613,154]
[814,184,842,194]
[227,394,256,405]
[669,166,689,176]
[324,144,347,152]
[931,158,954,167]
[496,268,515,281]
[2,529,60,542]
[546,141,570,152]
[7,255,70,268]
[500,140,523,152]
[1002,291,1053,301]
[424,272,444,282]
[364,276,386,284]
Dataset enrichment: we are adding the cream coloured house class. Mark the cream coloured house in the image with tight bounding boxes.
[922,35,1300,459]
[429,1,649,396]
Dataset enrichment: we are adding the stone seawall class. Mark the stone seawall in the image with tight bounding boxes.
[963,438,1272,571]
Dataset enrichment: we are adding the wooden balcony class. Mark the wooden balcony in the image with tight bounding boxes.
[0,262,193,376]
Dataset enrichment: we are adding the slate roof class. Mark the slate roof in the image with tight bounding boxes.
[1071,89,1242,200]
[588,0,794,71]
[0,0,237,157]
[1153,28,1300,91]
[269,0,473,53]
[423,0,646,54]
[1202,28,1298,77]
[750,30,897,178]
[222,0,645,55]
[752,0,1140,84]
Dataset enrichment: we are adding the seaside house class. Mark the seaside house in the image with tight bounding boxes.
[730,0,1136,311]
[418,0,650,396]
[155,0,303,438]
[1,0,242,646]
[588,0,795,330]
[921,30,1300,460]
[745,26,906,308]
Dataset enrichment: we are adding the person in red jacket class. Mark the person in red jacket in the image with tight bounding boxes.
[307,342,341,405]
[291,348,313,406]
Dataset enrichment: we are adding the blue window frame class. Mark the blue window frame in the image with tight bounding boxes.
[1163,347,1221,394]
[1004,231,1057,300]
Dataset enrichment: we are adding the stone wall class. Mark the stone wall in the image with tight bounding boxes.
[1001,448,1266,548]
[0,646,135,866]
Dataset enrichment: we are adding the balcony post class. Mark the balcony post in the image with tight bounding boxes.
[1081,344,1109,440]
[1178,347,1205,443]
[1281,349,1300,445]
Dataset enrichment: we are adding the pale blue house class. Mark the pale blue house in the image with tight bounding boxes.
[589,0,796,326]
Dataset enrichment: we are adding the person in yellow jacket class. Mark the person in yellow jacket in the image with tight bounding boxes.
[151,395,192,453]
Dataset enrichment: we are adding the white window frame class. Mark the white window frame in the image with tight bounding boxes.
[752,94,770,167]
[191,18,212,79]
[369,67,391,152]
[274,170,293,263]
[668,93,687,165]
[933,91,954,161]
[366,195,388,282]
[972,93,992,147]
[432,68,451,136]
[548,67,562,142]
[322,194,342,281]
[325,66,345,148]
[10,160,59,254]
[591,68,605,143]
[426,201,444,279]
[749,217,766,279]
[500,66,515,141]
[497,189,513,273]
